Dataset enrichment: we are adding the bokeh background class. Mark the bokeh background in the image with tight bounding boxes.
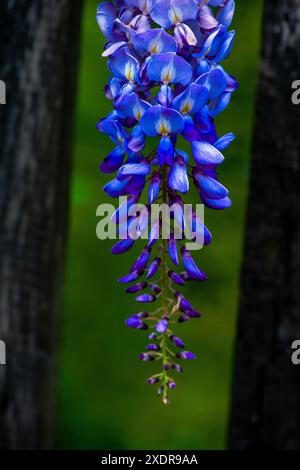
[56,0,263,450]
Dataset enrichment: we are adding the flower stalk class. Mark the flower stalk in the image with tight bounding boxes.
[96,0,237,403]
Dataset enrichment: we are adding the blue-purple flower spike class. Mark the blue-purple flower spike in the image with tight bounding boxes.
[96,0,237,404]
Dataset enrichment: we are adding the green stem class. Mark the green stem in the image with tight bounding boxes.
[160,164,170,403]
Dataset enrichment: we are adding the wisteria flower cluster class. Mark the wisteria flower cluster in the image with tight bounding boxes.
[96,0,237,404]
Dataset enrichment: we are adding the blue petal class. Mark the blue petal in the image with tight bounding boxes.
[194,173,228,199]
[127,125,146,152]
[201,195,232,210]
[119,270,143,283]
[155,318,169,334]
[193,25,222,58]
[147,257,161,279]
[146,52,192,86]
[109,48,140,83]
[125,0,154,13]
[96,2,124,42]
[174,23,197,48]
[151,0,199,28]
[168,238,179,266]
[214,30,236,62]
[173,84,208,115]
[157,84,173,107]
[136,294,156,303]
[181,247,207,281]
[214,133,235,151]
[216,0,235,28]
[193,106,216,135]
[192,141,224,166]
[196,68,227,99]
[198,5,218,30]
[102,41,127,58]
[111,238,135,254]
[100,146,125,174]
[210,92,232,117]
[168,158,189,194]
[96,117,127,146]
[131,247,151,272]
[140,105,184,137]
[118,162,151,177]
[103,177,131,197]
[133,28,178,54]
[115,92,151,121]
[148,173,162,204]
[158,136,174,166]
[124,175,146,195]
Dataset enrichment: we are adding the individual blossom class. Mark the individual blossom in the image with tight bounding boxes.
[96,0,237,404]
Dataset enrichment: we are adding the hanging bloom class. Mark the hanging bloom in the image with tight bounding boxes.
[96,0,237,404]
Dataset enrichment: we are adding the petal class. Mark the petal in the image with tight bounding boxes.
[151,0,199,28]
[103,176,131,197]
[119,270,144,283]
[196,68,227,99]
[168,270,185,286]
[201,195,232,210]
[214,133,235,151]
[158,136,175,166]
[147,257,161,279]
[140,105,184,137]
[168,238,179,266]
[157,84,173,107]
[133,28,178,54]
[131,247,151,272]
[148,173,162,204]
[124,174,146,195]
[173,84,209,115]
[111,238,135,254]
[174,23,197,49]
[102,41,127,57]
[127,125,146,152]
[198,5,218,30]
[192,141,224,166]
[96,2,124,42]
[115,92,151,121]
[168,158,189,194]
[136,294,156,302]
[109,48,140,82]
[100,146,125,174]
[118,162,151,177]
[194,173,228,199]
[176,351,196,360]
[210,92,232,117]
[181,247,207,281]
[146,52,192,86]
[214,30,236,62]
[156,318,169,334]
[96,116,127,146]
[216,0,235,28]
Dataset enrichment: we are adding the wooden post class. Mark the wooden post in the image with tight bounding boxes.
[229,0,300,449]
[0,0,83,449]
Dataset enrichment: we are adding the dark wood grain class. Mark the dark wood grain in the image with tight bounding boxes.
[0,0,83,449]
[229,0,300,450]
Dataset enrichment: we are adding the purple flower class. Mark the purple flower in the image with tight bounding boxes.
[156,318,169,334]
[96,0,237,403]
[176,351,196,360]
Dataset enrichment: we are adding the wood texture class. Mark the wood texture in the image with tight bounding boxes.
[0,0,82,449]
[229,0,300,449]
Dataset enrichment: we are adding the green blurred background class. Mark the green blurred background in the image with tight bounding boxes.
[56,0,263,450]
